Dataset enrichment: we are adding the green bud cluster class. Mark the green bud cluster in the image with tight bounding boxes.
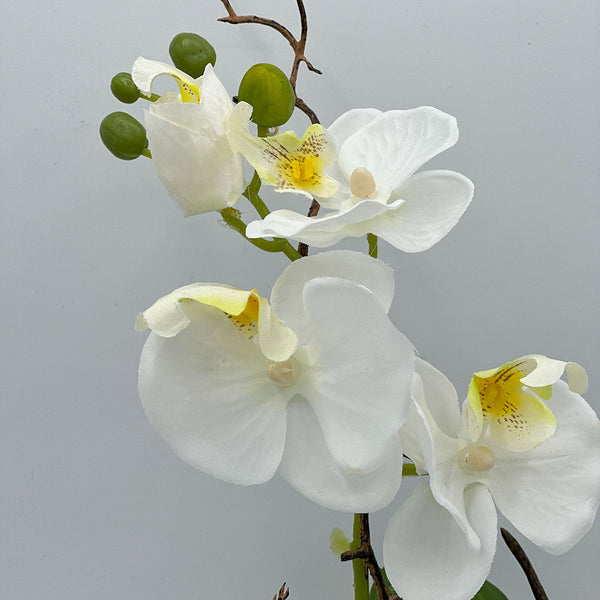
[238,63,296,127]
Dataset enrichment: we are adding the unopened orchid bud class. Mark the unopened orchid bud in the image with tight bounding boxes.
[169,32,216,78]
[237,63,295,127]
[100,112,148,160]
[110,72,141,104]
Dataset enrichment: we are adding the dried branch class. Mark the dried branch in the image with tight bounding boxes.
[501,528,549,600]
[272,582,290,600]
[217,0,322,90]
[340,514,398,600]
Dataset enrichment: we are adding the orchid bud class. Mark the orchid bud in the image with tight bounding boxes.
[100,112,148,160]
[237,63,295,127]
[110,72,141,104]
[169,32,216,78]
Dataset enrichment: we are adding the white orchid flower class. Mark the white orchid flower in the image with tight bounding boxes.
[131,57,244,216]
[244,107,473,252]
[137,251,414,512]
[383,358,600,600]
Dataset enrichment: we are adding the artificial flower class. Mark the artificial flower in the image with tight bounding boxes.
[137,251,414,511]
[131,57,244,216]
[228,102,339,198]
[383,357,600,600]
[245,107,473,252]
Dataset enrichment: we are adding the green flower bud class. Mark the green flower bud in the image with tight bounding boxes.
[237,63,296,128]
[99,112,148,160]
[169,33,217,78]
[110,72,141,104]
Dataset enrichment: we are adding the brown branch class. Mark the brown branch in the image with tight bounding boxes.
[340,514,397,600]
[297,197,321,257]
[272,582,289,600]
[501,528,549,600]
[217,0,322,90]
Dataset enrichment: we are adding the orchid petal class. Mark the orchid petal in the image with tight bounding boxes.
[132,56,201,103]
[337,107,459,194]
[138,304,289,485]
[383,482,497,600]
[270,250,395,345]
[302,277,414,472]
[485,381,600,554]
[279,397,404,512]
[369,170,474,252]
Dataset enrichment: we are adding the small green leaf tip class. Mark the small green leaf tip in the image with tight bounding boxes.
[238,63,296,127]
[471,580,509,600]
[329,527,351,558]
[110,72,141,104]
[169,32,216,78]
[99,112,148,160]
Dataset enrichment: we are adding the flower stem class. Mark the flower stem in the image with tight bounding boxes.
[220,208,301,261]
[244,171,271,218]
[352,513,369,600]
[367,233,378,258]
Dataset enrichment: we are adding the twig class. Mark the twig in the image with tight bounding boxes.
[340,514,396,600]
[272,582,289,600]
[217,0,322,90]
[296,198,321,257]
[501,528,549,600]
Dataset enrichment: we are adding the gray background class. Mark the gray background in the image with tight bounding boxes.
[2,0,599,598]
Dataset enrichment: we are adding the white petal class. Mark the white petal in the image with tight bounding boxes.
[416,357,462,437]
[131,56,200,101]
[199,64,234,134]
[405,374,480,548]
[138,303,289,485]
[302,277,414,472]
[383,482,497,600]
[484,381,600,554]
[145,102,244,215]
[337,107,459,194]
[279,397,403,512]
[270,250,395,345]
[246,198,399,247]
[369,170,474,252]
[519,354,589,393]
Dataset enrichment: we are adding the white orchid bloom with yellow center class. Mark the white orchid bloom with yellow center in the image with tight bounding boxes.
[383,358,600,600]
[244,107,474,252]
[131,57,244,216]
[227,102,339,199]
[137,251,414,511]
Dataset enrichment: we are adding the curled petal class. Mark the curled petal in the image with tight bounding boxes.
[132,56,201,103]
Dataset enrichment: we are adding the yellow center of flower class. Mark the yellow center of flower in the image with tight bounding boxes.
[223,291,260,339]
[468,358,557,451]
[287,154,321,186]
[461,445,496,472]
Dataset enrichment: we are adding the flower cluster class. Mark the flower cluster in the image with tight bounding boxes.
[101,20,600,600]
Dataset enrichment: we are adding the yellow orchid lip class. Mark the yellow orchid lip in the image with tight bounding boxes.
[228,102,340,198]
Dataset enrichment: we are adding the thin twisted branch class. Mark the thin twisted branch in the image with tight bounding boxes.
[501,528,549,600]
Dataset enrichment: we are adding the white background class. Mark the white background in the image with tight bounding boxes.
[1,0,599,598]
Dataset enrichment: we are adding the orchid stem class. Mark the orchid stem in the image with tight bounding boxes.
[367,233,378,258]
[244,172,270,219]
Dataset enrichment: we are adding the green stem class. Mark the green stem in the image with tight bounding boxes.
[141,148,152,159]
[367,233,378,258]
[243,172,271,219]
[140,92,161,102]
[352,514,369,600]
[402,462,419,477]
[220,208,301,261]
